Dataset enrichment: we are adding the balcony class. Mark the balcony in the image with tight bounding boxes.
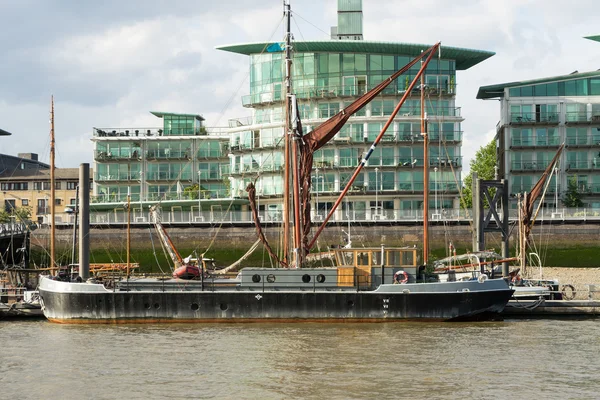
[146,149,192,161]
[95,150,141,161]
[566,136,600,147]
[36,207,49,215]
[509,112,559,125]
[510,161,548,172]
[95,172,141,182]
[241,83,457,108]
[566,160,600,172]
[510,137,561,148]
[93,127,209,137]
[146,172,195,182]
[566,113,600,125]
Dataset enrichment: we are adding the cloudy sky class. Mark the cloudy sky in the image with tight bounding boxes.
[1,0,600,174]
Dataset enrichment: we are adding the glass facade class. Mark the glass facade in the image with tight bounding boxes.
[93,112,229,205]
[227,44,466,215]
[494,72,600,209]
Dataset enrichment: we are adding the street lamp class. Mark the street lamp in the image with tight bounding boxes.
[197,170,202,220]
[375,167,379,218]
[434,166,439,215]
[315,168,319,219]
[554,166,559,213]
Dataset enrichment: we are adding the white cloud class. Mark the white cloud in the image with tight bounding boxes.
[2,0,600,173]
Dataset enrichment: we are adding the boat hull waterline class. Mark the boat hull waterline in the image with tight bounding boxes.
[39,276,513,323]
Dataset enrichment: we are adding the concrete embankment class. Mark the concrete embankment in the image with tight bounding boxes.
[29,223,600,269]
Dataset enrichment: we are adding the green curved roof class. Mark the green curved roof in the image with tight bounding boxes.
[477,70,600,99]
[216,40,494,70]
[150,111,204,121]
[585,35,600,43]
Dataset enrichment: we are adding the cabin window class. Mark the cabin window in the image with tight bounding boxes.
[387,251,401,266]
[267,274,276,283]
[316,274,326,283]
[252,274,261,283]
[357,252,369,266]
[371,252,382,266]
[402,251,415,266]
[302,274,311,283]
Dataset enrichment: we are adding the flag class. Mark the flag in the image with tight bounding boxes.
[266,42,285,52]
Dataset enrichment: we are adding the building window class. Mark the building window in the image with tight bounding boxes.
[67,181,77,190]
[55,198,62,206]
[22,199,29,206]
[55,182,61,190]
[70,198,77,205]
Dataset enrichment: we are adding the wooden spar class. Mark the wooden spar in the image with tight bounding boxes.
[291,99,302,268]
[282,0,292,266]
[307,43,441,250]
[127,191,131,278]
[433,257,519,272]
[421,53,429,265]
[50,95,56,272]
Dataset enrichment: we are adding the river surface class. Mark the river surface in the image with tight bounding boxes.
[1,318,599,399]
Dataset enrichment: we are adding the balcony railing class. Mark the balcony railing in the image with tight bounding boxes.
[54,206,600,227]
[566,113,600,124]
[146,150,192,160]
[566,160,600,171]
[93,127,209,137]
[509,112,559,125]
[95,150,141,161]
[146,172,195,181]
[566,135,600,146]
[510,161,553,172]
[95,172,141,182]
[241,83,457,107]
[510,137,562,147]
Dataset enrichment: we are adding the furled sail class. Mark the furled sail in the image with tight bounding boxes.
[521,143,564,240]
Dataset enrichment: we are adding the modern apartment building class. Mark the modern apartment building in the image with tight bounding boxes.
[90,1,493,223]
[91,111,235,220]
[477,67,600,210]
[216,0,493,221]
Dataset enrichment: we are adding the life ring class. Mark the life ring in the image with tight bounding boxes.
[561,284,576,300]
[394,270,409,284]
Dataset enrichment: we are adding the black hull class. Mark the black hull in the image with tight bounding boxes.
[39,289,513,323]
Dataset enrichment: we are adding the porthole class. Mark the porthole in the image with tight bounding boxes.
[144,303,151,309]
[220,303,228,311]
[316,274,326,283]
[267,274,276,283]
[153,303,160,309]
[191,303,199,311]
[252,274,261,283]
[302,274,311,283]
[347,300,354,308]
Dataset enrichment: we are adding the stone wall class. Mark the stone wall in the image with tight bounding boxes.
[31,223,600,252]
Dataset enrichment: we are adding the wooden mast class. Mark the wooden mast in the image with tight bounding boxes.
[421,54,429,265]
[127,189,131,278]
[282,0,292,266]
[50,95,56,271]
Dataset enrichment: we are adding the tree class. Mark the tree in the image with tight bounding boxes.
[461,140,496,209]
[0,206,32,223]
[562,176,584,208]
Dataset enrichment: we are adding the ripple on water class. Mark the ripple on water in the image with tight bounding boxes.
[1,319,599,399]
